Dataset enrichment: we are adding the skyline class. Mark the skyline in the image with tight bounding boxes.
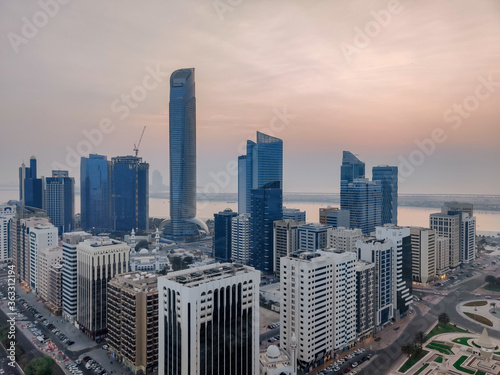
[1,1,500,194]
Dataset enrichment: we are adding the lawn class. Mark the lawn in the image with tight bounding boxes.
[476,371,486,375]
[453,355,474,374]
[426,341,453,355]
[464,312,493,327]
[426,323,467,340]
[414,363,429,375]
[434,356,443,363]
[452,337,472,346]
[399,350,429,373]
[464,301,487,307]
[484,284,500,292]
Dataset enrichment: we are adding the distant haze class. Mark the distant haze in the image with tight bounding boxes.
[1,0,499,194]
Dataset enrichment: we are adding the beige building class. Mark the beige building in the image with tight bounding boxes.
[108,272,159,374]
[410,227,436,285]
[38,246,62,302]
[435,237,450,276]
[77,237,129,340]
[430,212,460,268]
[327,227,363,253]
[47,263,63,315]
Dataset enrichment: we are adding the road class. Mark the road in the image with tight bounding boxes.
[358,263,500,375]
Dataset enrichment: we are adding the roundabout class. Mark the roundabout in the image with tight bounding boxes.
[457,300,500,332]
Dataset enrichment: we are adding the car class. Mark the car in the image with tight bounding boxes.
[103,344,109,350]
[352,362,358,368]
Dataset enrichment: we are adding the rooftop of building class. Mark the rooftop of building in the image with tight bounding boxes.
[161,263,256,287]
[110,271,158,292]
[80,236,126,248]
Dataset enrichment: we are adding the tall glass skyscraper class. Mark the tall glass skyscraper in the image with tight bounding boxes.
[110,156,149,232]
[19,156,43,209]
[80,154,111,232]
[44,170,75,234]
[238,132,283,214]
[250,181,283,274]
[372,165,398,225]
[340,151,365,183]
[340,178,381,234]
[167,68,207,240]
[213,208,238,262]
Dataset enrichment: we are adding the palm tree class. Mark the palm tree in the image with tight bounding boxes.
[415,331,427,347]
[438,313,450,325]
[401,344,414,358]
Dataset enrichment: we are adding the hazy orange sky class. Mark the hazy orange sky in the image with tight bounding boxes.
[1,0,499,194]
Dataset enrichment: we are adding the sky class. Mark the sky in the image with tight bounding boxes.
[1,0,499,194]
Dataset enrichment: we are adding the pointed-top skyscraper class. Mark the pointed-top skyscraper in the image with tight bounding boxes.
[340,151,365,183]
[167,68,208,240]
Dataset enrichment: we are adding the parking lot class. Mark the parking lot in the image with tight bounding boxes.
[315,348,372,375]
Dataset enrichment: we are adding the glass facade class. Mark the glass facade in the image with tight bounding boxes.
[44,171,75,234]
[340,151,365,183]
[341,179,381,234]
[250,181,283,274]
[213,209,238,262]
[80,154,111,232]
[168,68,205,240]
[110,155,149,232]
[19,157,43,209]
[372,165,398,225]
[241,132,283,214]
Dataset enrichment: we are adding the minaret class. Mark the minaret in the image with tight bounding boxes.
[155,228,160,251]
[290,332,297,375]
[130,228,136,252]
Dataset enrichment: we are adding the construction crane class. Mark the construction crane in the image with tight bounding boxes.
[134,126,146,157]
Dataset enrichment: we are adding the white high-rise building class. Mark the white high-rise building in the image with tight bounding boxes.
[38,246,62,302]
[0,205,15,263]
[375,226,413,320]
[327,227,363,253]
[158,263,260,375]
[273,219,300,276]
[231,213,251,264]
[461,214,476,264]
[62,231,91,322]
[77,237,129,340]
[297,223,331,252]
[29,223,58,294]
[430,213,460,268]
[281,250,356,368]
[410,227,436,286]
[357,238,394,328]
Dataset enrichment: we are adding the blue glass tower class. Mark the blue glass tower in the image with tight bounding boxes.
[167,68,208,240]
[238,132,283,214]
[110,155,149,232]
[250,181,283,274]
[372,165,398,225]
[213,208,238,262]
[45,170,75,234]
[80,154,111,232]
[340,151,365,183]
[19,156,43,209]
[340,178,381,234]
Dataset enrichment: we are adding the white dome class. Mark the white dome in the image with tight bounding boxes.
[266,345,281,361]
[139,248,149,254]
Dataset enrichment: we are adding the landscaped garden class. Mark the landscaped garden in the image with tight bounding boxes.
[453,355,474,374]
[426,341,453,355]
[434,355,443,363]
[426,322,467,340]
[464,301,487,307]
[398,350,429,373]
[452,337,472,346]
[413,363,429,375]
[464,312,493,327]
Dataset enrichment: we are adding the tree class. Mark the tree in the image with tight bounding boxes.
[159,263,171,275]
[438,313,450,325]
[415,331,427,346]
[401,344,415,358]
[25,356,54,375]
[169,256,194,271]
[485,275,496,283]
